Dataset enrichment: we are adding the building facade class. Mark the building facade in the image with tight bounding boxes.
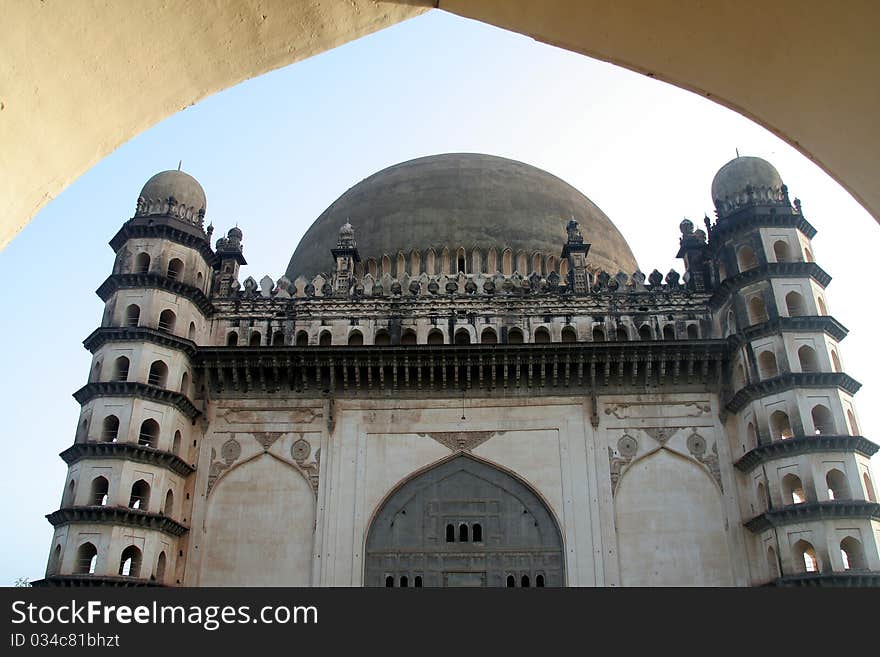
[35,153,880,587]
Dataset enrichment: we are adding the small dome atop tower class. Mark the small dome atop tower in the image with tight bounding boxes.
[136,169,207,223]
[711,156,786,217]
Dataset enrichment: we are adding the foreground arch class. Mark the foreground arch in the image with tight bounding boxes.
[364,454,564,587]
[4,0,880,249]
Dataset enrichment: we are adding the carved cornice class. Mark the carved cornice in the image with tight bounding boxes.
[710,209,816,242]
[109,221,215,264]
[60,442,195,477]
[744,500,880,533]
[726,315,848,348]
[725,372,861,413]
[735,435,878,473]
[196,341,727,396]
[72,382,200,421]
[31,575,164,588]
[82,326,197,358]
[96,273,215,316]
[46,506,189,537]
[710,262,831,309]
[766,572,880,587]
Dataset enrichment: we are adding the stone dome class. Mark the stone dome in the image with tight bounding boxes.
[711,156,783,209]
[138,169,206,215]
[286,153,638,280]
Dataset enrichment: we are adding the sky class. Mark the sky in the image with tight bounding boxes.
[1,10,878,585]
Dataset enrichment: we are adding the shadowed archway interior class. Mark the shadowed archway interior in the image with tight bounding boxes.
[365,455,564,587]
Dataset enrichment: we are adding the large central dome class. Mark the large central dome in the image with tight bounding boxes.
[286,153,637,280]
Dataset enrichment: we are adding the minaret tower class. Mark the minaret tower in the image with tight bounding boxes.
[37,170,215,586]
[709,156,879,585]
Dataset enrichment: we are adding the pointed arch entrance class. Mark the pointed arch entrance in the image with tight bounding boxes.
[364,455,564,587]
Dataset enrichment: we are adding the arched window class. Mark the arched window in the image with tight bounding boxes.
[129,480,150,510]
[157,309,176,333]
[414,576,423,588]
[811,404,835,435]
[748,296,768,324]
[662,324,675,340]
[521,575,530,588]
[797,345,818,372]
[782,473,805,505]
[401,329,417,345]
[163,489,174,515]
[155,551,167,583]
[112,356,130,382]
[473,523,482,542]
[735,363,746,389]
[561,326,577,343]
[506,575,515,588]
[817,297,828,316]
[531,252,542,275]
[638,325,652,341]
[147,360,168,387]
[446,524,455,542]
[90,476,109,506]
[507,328,524,344]
[756,482,768,512]
[804,247,814,263]
[119,546,142,577]
[592,326,606,342]
[382,254,392,276]
[767,547,780,579]
[48,545,62,575]
[400,575,409,588]
[226,331,238,346]
[457,247,467,274]
[125,304,140,327]
[846,410,859,435]
[481,328,498,344]
[793,540,819,574]
[319,331,332,346]
[101,415,119,442]
[831,350,842,372]
[348,330,364,346]
[272,331,285,346]
[134,252,151,274]
[374,330,390,346]
[758,350,778,378]
[385,576,394,587]
[726,310,736,336]
[427,329,445,345]
[454,328,471,345]
[76,542,98,575]
[773,240,791,262]
[864,474,876,502]
[770,411,793,440]
[615,326,628,341]
[295,331,308,347]
[826,469,849,500]
[196,271,204,288]
[188,322,196,340]
[172,430,181,454]
[737,245,758,271]
[840,537,865,570]
[366,258,378,279]
[166,258,183,280]
[536,574,545,587]
[249,331,261,347]
[138,419,160,448]
[65,479,76,506]
[180,372,188,395]
[686,324,699,339]
[502,249,513,276]
[459,523,469,542]
[534,327,551,344]
[785,291,806,317]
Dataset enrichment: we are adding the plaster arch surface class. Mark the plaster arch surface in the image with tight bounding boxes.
[199,452,315,586]
[614,448,733,586]
[4,1,880,250]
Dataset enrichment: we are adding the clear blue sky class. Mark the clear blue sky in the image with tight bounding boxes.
[2,11,877,584]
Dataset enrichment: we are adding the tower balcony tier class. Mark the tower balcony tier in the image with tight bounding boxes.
[46,505,189,537]
[709,209,816,242]
[97,273,215,315]
[73,381,200,421]
[725,372,861,413]
[735,434,878,473]
[60,441,195,477]
[743,499,880,533]
[83,326,197,357]
[710,262,831,309]
[726,315,848,348]
[109,221,216,264]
